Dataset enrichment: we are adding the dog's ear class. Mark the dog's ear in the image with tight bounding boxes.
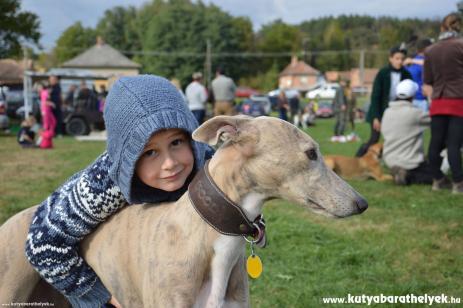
[193,115,253,146]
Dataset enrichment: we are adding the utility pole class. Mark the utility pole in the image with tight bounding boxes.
[359,49,365,88]
[302,37,310,63]
[458,1,463,14]
[22,45,30,119]
[205,39,212,90]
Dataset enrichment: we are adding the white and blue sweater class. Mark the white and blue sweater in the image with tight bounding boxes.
[25,153,125,307]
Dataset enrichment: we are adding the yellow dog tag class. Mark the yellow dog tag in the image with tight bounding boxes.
[247,254,263,278]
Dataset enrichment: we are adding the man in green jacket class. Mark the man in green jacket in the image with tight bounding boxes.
[356,46,412,157]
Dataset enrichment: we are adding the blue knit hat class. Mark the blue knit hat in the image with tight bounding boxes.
[104,75,206,204]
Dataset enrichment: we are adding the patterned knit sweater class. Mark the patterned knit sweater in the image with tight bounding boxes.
[25,152,126,307]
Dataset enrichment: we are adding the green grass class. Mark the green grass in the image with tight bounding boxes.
[0,119,462,307]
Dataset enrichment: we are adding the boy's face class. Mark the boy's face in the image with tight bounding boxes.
[389,52,405,70]
[135,129,194,192]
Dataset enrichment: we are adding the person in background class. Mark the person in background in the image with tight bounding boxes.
[77,80,98,111]
[381,79,432,186]
[289,93,301,126]
[343,81,354,130]
[404,38,433,112]
[97,85,108,112]
[17,116,37,148]
[277,90,289,121]
[211,66,236,116]
[423,13,463,194]
[356,46,412,157]
[39,82,56,136]
[77,80,91,103]
[332,81,347,142]
[39,128,54,149]
[185,72,208,124]
[64,84,77,111]
[0,100,9,133]
[98,84,108,98]
[299,101,316,129]
[49,75,63,137]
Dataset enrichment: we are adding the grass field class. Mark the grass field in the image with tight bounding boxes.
[0,118,462,307]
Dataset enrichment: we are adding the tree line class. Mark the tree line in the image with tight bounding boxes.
[2,0,445,90]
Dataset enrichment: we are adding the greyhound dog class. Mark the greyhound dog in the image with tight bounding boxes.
[0,115,367,307]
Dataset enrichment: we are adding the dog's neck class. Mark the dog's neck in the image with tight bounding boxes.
[207,154,265,222]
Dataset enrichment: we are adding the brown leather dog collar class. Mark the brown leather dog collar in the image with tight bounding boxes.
[188,160,265,239]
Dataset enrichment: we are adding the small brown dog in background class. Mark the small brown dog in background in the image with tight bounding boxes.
[324,143,392,181]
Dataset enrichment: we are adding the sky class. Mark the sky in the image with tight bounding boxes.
[22,0,460,51]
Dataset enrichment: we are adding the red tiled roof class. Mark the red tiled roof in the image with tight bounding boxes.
[280,59,319,76]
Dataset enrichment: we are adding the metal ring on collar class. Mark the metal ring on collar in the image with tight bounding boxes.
[243,223,263,244]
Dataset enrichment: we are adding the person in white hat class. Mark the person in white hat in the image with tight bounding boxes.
[381,79,433,185]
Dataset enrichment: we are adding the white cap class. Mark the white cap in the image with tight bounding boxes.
[396,79,418,99]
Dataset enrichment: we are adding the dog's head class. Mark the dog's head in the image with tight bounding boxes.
[193,116,367,218]
[367,143,383,160]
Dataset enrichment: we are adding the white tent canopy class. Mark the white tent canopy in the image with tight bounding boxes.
[23,68,112,118]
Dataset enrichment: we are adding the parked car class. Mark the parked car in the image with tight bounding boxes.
[315,101,334,118]
[267,89,300,110]
[306,83,339,100]
[15,94,41,120]
[249,95,271,114]
[0,101,9,131]
[235,87,259,98]
[64,93,104,136]
[239,99,267,117]
[5,88,24,118]
[5,88,41,119]
[238,94,272,117]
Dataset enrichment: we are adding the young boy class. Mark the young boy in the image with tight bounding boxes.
[25,75,209,307]
[17,116,37,148]
[356,46,412,157]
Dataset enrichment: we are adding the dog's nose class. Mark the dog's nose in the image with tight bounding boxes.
[355,197,368,213]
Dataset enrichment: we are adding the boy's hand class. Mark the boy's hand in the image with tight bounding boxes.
[107,295,122,308]
[373,118,381,132]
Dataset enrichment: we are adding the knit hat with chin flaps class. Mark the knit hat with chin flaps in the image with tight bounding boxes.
[104,74,206,204]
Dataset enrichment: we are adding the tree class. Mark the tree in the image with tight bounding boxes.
[139,0,254,84]
[256,20,302,73]
[96,6,141,57]
[53,22,96,64]
[0,0,40,58]
[299,15,440,71]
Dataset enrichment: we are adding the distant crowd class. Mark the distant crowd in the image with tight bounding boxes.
[17,77,108,149]
[356,13,463,194]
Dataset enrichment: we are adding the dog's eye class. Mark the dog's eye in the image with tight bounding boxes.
[305,149,318,161]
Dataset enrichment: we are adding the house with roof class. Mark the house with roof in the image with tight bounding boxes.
[278,56,320,91]
[349,68,378,93]
[0,59,33,86]
[325,68,378,93]
[61,37,140,88]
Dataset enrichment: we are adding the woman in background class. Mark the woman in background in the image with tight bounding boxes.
[424,13,463,194]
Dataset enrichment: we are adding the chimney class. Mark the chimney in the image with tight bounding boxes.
[291,55,298,66]
[96,36,105,46]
